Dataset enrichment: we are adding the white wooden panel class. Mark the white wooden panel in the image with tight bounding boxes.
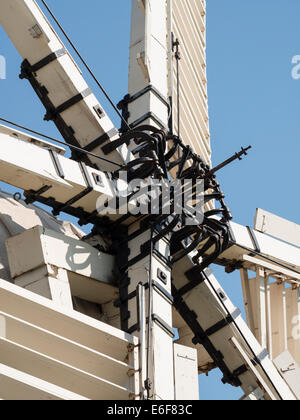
[256,268,267,348]
[0,281,139,399]
[269,283,286,359]
[0,312,131,389]
[6,226,115,287]
[0,127,139,225]
[175,324,213,372]
[172,0,211,163]
[240,269,256,334]
[0,280,137,362]
[174,343,199,400]
[286,287,300,366]
[255,208,300,249]
[273,351,300,400]
[0,363,87,400]
[0,337,130,400]
[220,221,300,273]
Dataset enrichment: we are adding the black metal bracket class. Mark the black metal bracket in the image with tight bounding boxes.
[130,112,168,130]
[83,128,119,153]
[117,85,170,132]
[52,162,94,216]
[24,185,52,205]
[19,48,67,78]
[19,57,114,168]
[247,226,261,254]
[205,315,235,337]
[44,88,92,121]
[118,85,169,110]
[127,313,175,338]
[233,364,248,378]
[157,268,168,285]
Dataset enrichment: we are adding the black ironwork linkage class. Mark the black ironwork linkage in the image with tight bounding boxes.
[18,121,251,391]
[20,123,250,272]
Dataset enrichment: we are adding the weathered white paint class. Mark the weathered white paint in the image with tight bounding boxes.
[255,208,300,249]
[172,0,211,164]
[126,1,175,400]
[173,343,199,400]
[0,280,139,400]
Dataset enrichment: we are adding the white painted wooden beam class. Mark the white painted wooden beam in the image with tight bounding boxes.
[255,208,300,249]
[126,1,175,401]
[220,220,300,273]
[0,0,133,170]
[6,226,115,289]
[0,279,139,399]
[0,363,88,400]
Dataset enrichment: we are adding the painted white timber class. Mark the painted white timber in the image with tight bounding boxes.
[174,324,213,373]
[0,0,134,170]
[0,280,139,399]
[173,343,199,400]
[0,280,137,362]
[0,124,66,155]
[256,267,267,349]
[243,254,300,284]
[172,256,296,400]
[137,283,147,399]
[220,220,300,273]
[172,0,211,163]
[0,126,138,223]
[0,311,132,389]
[6,226,115,293]
[6,225,119,314]
[239,256,300,368]
[240,268,256,333]
[126,1,175,400]
[229,337,277,401]
[0,363,88,400]
[0,188,86,284]
[0,336,131,400]
[273,351,300,400]
[255,208,300,249]
[128,0,169,130]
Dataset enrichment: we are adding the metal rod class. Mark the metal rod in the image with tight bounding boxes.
[206,146,252,177]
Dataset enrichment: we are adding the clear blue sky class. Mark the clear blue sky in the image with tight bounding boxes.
[1,0,300,400]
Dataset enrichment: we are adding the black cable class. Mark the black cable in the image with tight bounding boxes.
[39,0,131,132]
[0,117,124,168]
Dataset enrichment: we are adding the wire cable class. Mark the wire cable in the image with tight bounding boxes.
[0,117,124,168]
[39,0,131,132]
